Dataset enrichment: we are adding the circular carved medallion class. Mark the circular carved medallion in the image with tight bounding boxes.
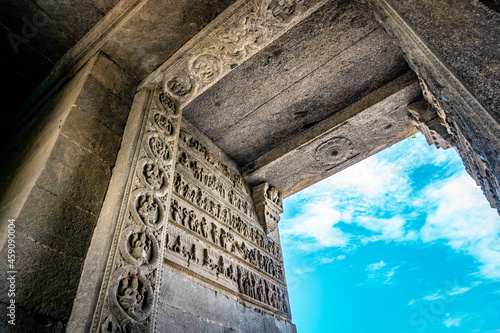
[157,91,179,116]
[137,159,169,195]
[120,227,159,271]
[166,74,193,97]
[130,190,165,230]
[144,133,172,162]
[110,267,153,323]
[191,54,221,83]
[152,112,175,136]
[314,137,357,169]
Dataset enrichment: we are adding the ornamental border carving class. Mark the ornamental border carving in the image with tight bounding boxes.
[91,87,182,333]
[141,0,330,106]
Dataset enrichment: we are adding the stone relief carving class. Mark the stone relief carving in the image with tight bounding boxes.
[92,87,181,332]
[314,136,359,170]
[169,198,285,281]
[159,0,321,101]
[252,182,283,235]
[179,130,249,194]
[371,0,500,214]
[165,225,288,314]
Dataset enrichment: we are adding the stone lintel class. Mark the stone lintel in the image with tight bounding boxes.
[243,71,421,197]
[140,0,331,107]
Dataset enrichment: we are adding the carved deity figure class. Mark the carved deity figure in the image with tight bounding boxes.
[200,217,208,238]
[143,162,163,189]
[118,276,145,317]
[149,136,169,160]
[188,211,197,231]
[211,223,220,246]
[153,113,173,135]
[130,232,151,265]
[220,228,227,249]
[137,195,159,226]
[171,200,181,222]
[178,151,188,167]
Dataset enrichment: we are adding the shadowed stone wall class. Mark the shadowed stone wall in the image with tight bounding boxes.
[0,52,137,332]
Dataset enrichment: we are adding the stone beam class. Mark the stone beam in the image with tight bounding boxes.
[242,71,421,197]
[369,0,500,212]
[140,0,331,107]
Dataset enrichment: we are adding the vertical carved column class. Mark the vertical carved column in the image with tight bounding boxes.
[252,182,284,242]
[90,86,181,333]
[370,0,500,214]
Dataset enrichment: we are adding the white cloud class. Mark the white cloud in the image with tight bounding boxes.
[443,316,463,328]
[420,174,500,280]
[366,260,387,272]
[365,261,399,284]
[414,280,480,304]
[281,199,350,248]
[281,133,500,284]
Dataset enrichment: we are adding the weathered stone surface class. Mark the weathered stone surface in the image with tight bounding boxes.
[183,1,409,165]
[243,71,420,197]
[375,0,500,122]
[0,233,83,320]
[16,185,98,258]
[74,75,133,136]
[36,134,112,215]
[0,304,67,333]
[60,106,122,165]
[101,0,238,80]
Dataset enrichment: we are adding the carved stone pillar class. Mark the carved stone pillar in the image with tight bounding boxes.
[370,0,500,214]
[68,86,182,332]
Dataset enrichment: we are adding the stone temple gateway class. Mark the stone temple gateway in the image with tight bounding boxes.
[0,0,498,332]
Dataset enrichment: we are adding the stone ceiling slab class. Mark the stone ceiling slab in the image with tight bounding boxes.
[243,71,421,197]
[182,0,409,166]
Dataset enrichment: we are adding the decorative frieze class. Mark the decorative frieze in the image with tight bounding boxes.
[91,87,181,333]
[164,224,289,315]
[170,198,285,282]
[143,0,330,106]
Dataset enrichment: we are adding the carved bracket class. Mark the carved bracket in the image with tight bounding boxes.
[252,182,283,235]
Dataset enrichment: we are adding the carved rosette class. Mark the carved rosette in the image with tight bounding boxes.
[93,87,181,332]
[314,137,359,170]
[252,182,283,235]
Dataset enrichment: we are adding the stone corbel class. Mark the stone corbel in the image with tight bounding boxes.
[408,97,455,150]
[252,182,283,235]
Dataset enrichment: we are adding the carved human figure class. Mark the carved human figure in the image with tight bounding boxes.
[192,54,220,82]
[118,276,145,317]
[167,75,192,96]
[143,162,163,189]
[211,223,220,245]
[171,200,181,222]
[137,194,159,226]
[200,217,208,238]
[220,228,227,249]
[187,211,196,231]
[149,136,170,160]
[153,113,173,135]
[178,151,188,167]
[174,173,182,193]
[181,208,189,226]
[130,232,151,265]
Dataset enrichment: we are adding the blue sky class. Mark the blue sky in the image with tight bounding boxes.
[280,133,500,333]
